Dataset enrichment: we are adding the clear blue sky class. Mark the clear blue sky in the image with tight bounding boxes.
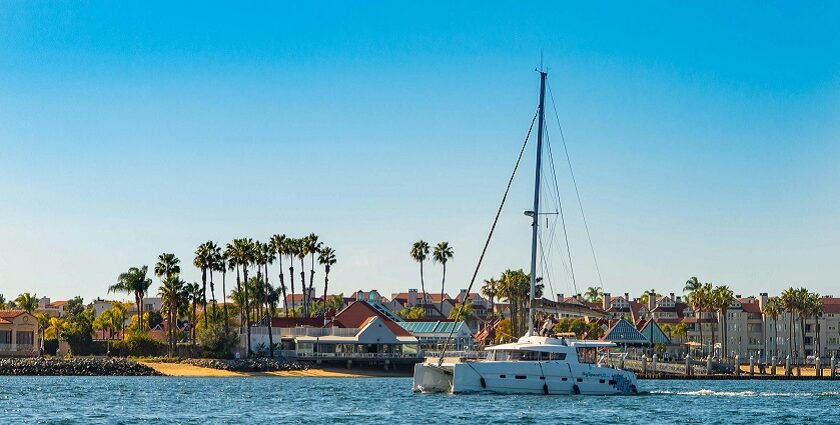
[1,2,839,303]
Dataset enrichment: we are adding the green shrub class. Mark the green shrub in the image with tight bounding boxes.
[111,332,166,357]
[43,339,59,356]
[196,324,238,359]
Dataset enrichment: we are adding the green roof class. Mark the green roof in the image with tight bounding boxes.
[398,321,468,334]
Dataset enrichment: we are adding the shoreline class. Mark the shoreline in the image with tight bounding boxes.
[140,362,410,378]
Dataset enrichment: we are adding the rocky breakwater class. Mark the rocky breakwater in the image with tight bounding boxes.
[0,357,162,376]
[182,358,309,372]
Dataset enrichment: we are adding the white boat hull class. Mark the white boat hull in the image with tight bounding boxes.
[413,360,638,395]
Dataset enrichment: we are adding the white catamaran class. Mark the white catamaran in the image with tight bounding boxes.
[412,71,639,395]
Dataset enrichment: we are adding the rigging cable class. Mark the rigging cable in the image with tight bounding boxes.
[546,81,604,289]
[544,128,577,295]
[437,108,540,366]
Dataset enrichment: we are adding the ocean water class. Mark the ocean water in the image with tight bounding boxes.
[0,377,838,424]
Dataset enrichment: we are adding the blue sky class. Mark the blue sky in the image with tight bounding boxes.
[1,2,839,303]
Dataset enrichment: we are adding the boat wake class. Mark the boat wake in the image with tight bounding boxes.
[650,389,840,397]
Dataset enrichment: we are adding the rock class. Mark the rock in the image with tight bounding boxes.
[0,357,162,376]
[181,358,309,372]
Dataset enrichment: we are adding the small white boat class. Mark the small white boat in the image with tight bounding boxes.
[413,69,639,395]
[413,335,638,395]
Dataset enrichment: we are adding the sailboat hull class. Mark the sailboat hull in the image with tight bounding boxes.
[413,360,638,395]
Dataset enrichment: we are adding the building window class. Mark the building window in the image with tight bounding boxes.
[0,331,11,344]
[16,331,34,346]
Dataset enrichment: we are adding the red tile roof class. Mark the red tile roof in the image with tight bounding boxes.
[0,310,28,319]
[334,301,412,337]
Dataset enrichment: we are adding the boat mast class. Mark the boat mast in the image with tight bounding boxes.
[527,71,547,336]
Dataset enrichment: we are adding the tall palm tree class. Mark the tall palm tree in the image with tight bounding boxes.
[14,293,38,313]
[184,282,202,344]
[228,238,254,355]
[305,233,322,313]
[763,297,782,359]
[159,275,186,356]
[410,240,431,305]
[252,241,268,320]
[318,246,337,305]
[713,285,734,358]
[297,236,309,316]
[207,242,221,316]
[109,266,153,332]
[286,238,300,315]
[217,250,231,334]
[432,242,454,313]
[688,283,710,357]
[270,234,289,317]
[194,242,211,328]
[481,278,499,318]
[780,287,798,361]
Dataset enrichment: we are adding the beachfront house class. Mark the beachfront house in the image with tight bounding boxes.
[0,311,40,357]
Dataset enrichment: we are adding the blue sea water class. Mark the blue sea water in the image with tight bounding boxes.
[0,377,838,424]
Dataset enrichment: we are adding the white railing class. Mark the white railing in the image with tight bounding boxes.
[250,327,359,338]
[423,351,484,359]
[298,352,421,359]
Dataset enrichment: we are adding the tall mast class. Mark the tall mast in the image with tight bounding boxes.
[527,71,547,336]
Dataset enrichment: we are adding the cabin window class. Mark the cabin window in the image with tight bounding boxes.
[499,375,506,378]
[549,353,567,361]
[599,379,605,384]
[608,380,616,385]
[514,375,527,380]
[576,378,583,382]
[561,378,568,381]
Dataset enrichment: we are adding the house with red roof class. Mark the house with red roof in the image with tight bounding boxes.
[0,310,40,357]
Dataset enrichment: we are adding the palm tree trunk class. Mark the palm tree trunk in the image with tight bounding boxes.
[299,258,306,316]
[264,261,274,359]
[209,268,216,319]
[243,264,251,356]
[309,254,316,310]
[201,267,208,328]
[289,262,296,314]
[440,263,446,315]
[322,267,330,307]
[222,269,229,335]
[698,310,704,358]
[420,261,427,306]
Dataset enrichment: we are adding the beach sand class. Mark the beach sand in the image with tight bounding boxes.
[140,362,403,378]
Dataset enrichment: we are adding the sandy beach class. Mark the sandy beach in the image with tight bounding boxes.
[140,362,405,378]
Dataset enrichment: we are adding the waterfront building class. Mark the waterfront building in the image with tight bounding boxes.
[253,301,421,366]
[35,297,69,318]
[0,311,40,357]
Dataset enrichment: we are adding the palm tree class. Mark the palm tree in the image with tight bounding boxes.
[432,242,454,313]
[318,246,337,306]
[305,233,322,313]
[159,275,186,356]
[207,241,221,317]
[269,234,289,317]
[688,283,710,357]
[194,242,211,328]
[184,282,202,344]
[684,276,701,304]
[217,250,231,334]
[109,266,152,332]
[286,238,300,315]
[228,238,254,355]
[154,253,181,280]
[296,237,309,316]
[14,293,38,313]
[410,240,431,305]
[780,287,797,361]
[481,278,499,318]
[713,285,734,358]
[763,297,783,359]
[584,286,604,303]
[0,294,7,309]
